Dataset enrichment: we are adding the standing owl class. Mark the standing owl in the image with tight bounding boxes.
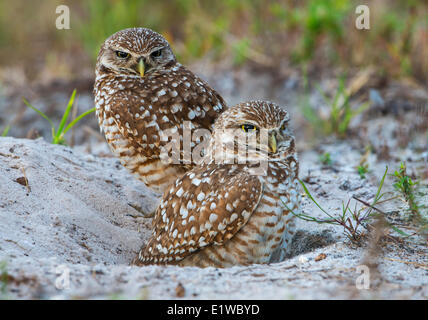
[135,101,300,267]
[94,28,226,194]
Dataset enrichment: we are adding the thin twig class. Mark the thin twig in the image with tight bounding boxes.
[352,196,387,215]
[70,97,79,147]
[20,167,31,193]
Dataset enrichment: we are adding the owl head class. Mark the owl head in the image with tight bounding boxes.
[96,28,176,77]
[207,100,295,164]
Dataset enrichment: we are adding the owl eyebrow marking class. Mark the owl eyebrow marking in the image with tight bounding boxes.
[235,121,259,128]
[150,46,166,53]
[111,47,130,53]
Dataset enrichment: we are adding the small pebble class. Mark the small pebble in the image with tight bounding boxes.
[175,282,185,297]
[315,253,327,262]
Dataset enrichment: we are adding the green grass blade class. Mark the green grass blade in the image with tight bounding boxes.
[62,107,96,136]
[22,98,55,129]
[355,101,370,114]
[389,224,411,237]
[55,89,77,141]
[1,125,10,137]
[333,79,346,108]
[372,166,388,205]
[298,179,335,219]
[315,83,330,105]
[282,200,336,224]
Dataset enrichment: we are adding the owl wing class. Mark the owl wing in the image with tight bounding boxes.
[103,67,226,160]
[138,164,264,264]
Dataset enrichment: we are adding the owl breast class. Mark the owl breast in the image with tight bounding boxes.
[94,75,187,193]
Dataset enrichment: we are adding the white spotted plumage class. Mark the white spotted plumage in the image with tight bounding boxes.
[94,28,226,194]
[136,101,300,267]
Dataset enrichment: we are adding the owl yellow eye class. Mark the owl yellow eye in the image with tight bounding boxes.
[241,124,257,132]
[280,120,289,131]
[116,51,130,59]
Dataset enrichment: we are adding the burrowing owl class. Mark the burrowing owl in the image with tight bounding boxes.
[135,101,300,267]
[94,28,226,193]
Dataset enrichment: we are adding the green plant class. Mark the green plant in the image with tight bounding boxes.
[319,152,332,166]
[1,125,9,137]
[302,76,370,138]
[291,0,350,63]
[357,165,369,179]
[23,90,95,145]
[357,147,370,179]
[392,162,420,217]
[232,37,251,66]
[320,77,369,137]
[285,167,405,243]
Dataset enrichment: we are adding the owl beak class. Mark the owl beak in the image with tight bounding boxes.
[268,133,277,154]
[138,58,145,77]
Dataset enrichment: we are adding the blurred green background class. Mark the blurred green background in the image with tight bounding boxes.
[0,0,426,84]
